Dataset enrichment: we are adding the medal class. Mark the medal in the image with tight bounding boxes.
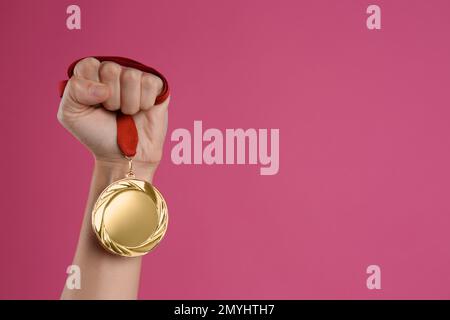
[60,56,170,257]
[91,157,168,257]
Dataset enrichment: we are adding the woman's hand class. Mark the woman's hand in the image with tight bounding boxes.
[57,57,170,178]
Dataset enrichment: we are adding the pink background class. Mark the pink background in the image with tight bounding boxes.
[1,0,450,299]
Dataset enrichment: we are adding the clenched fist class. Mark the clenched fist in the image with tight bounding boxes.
[57,57,170,175]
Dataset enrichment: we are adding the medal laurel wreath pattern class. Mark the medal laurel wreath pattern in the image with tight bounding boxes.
[92,178,168,257]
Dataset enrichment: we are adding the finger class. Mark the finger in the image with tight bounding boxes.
[99,61,121,111]
[138,95,170,152]
[73,57,100,81]
[120,68,142,115]
[140,73,164,111]
[64,76,109,108]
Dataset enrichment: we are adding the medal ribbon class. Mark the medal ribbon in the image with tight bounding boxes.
[58,56,170,157]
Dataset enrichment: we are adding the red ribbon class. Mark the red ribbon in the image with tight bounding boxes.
[59,56,170,157]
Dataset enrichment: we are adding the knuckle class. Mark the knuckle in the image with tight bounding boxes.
[74,57,100,74]
[121,68,141,82]
[99,62,121,79]
[66,76,85,103]
[141,74,159,91]
[67,76,81,92]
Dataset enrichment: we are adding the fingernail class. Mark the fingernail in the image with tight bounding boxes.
[90,84,108,98]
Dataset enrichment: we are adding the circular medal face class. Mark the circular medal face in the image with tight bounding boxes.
[91,178,168,257]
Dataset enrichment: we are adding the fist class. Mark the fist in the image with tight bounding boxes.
[57,57,170,168]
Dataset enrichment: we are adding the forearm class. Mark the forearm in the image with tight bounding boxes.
[61,159,157,300]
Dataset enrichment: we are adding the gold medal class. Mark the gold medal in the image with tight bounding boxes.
[91,158,168,257]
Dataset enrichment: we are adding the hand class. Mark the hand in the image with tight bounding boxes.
[57,57,170,176]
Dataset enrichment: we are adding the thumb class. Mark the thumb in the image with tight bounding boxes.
[62,76,109,109]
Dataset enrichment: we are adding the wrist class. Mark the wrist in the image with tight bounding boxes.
[94,158,158,183]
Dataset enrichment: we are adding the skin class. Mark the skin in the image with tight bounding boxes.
[58,57,170,299]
